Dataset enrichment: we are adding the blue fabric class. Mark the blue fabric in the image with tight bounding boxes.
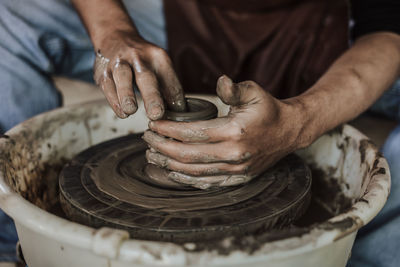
[0,0,165,262]
[370,79,400,121]
[0,212,18,262]
[0,0,166,132]
[348,81,400,267]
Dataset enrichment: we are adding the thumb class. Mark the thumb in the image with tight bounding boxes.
[216,75,261,106]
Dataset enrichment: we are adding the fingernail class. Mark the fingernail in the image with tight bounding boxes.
[146,150,155,161]
[168,172,184,181]
[147,158,157,165]
[168,172,196,185]
[148,121,155,129]
[221,175,248,186]
[147,151,168,167]
[142,130,164,144]
[149,103,164,120]
[146,151,158,165]
[223,76,233,87]
[168,172,178,180]
[197,183,212,190]
[142,131,151,143]
[121,97,137,114]
[118,112,128,119]
[218,75,232,86]
[142,131,151,144]
[115,104,128,118]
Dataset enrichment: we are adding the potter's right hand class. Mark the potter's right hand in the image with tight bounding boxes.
[93,32,186,120]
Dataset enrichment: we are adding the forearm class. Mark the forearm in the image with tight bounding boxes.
[293,32,400,148]
[71,0,139,51]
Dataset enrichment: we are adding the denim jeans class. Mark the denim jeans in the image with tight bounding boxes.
[347,82,400,267]
[0,0,165,262]
[0,0,400,265]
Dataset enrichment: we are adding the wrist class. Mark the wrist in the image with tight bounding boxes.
[92,26,139,51]
[283,94,321,150]
[72,0,140,52]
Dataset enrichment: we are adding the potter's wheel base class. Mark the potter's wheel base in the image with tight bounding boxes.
[59,133,312,243]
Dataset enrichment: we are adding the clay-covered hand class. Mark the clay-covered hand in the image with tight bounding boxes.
[143,75,303,189]
[93,31,186,120]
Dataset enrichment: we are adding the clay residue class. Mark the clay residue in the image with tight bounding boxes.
[179,163,355,255]
[310,166,354,215]
[56,137,354,255]
[359,139,376,164]
[66,136,304,213]
[183,226,312,255]
[3,134,357,257]
[19,160,68,210]
[2,116,360,257]
[182,195,342,255]
[0,136,65,210]
[328,124,344,137]
[144,163,186,189]
[0,105,101,210]
[4,145,357,257]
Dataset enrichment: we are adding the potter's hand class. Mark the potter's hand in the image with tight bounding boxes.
[72,0,185,119]
[143,75,303,189]
[93,33,186,119]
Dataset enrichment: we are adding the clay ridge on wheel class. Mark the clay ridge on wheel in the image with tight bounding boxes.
[59,133,312,243]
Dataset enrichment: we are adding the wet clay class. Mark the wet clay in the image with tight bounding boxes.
[57,97,315,245]
[163,98,218,122]
[143,163,185,189]
[176,165,355,255]
[143,97,218,186]
[59,133,312,243]
[51,154,356,255]
[54,169,351,255]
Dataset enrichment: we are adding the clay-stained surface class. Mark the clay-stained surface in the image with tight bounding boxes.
[163,98,218,122]
[0,101,149,210]
[59,133,312,243]
[0,99,391,266]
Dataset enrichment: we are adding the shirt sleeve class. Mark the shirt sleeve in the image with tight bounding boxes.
[350,0,400,40]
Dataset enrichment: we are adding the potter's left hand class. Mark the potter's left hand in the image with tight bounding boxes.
[143,75,304,189]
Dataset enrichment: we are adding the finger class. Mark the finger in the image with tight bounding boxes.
[168,172,254,189]
[153,55,186,112]
[216,75,260,106]
[131,57,164,120]
[144,163,185,188]
[112,61,137,115]
[99,75,128,118]
[148,117,231,143]
[93,51,110,85]
[146,150,249,176]
[142,130,251,163]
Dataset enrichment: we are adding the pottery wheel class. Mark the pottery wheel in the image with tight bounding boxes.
[59,134,312,243]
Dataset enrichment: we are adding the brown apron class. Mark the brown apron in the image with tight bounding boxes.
[163,0,349,98]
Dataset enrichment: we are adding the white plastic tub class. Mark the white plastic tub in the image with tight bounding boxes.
[0,96,390,267]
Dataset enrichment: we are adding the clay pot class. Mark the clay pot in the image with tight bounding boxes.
[164,97,218,122]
